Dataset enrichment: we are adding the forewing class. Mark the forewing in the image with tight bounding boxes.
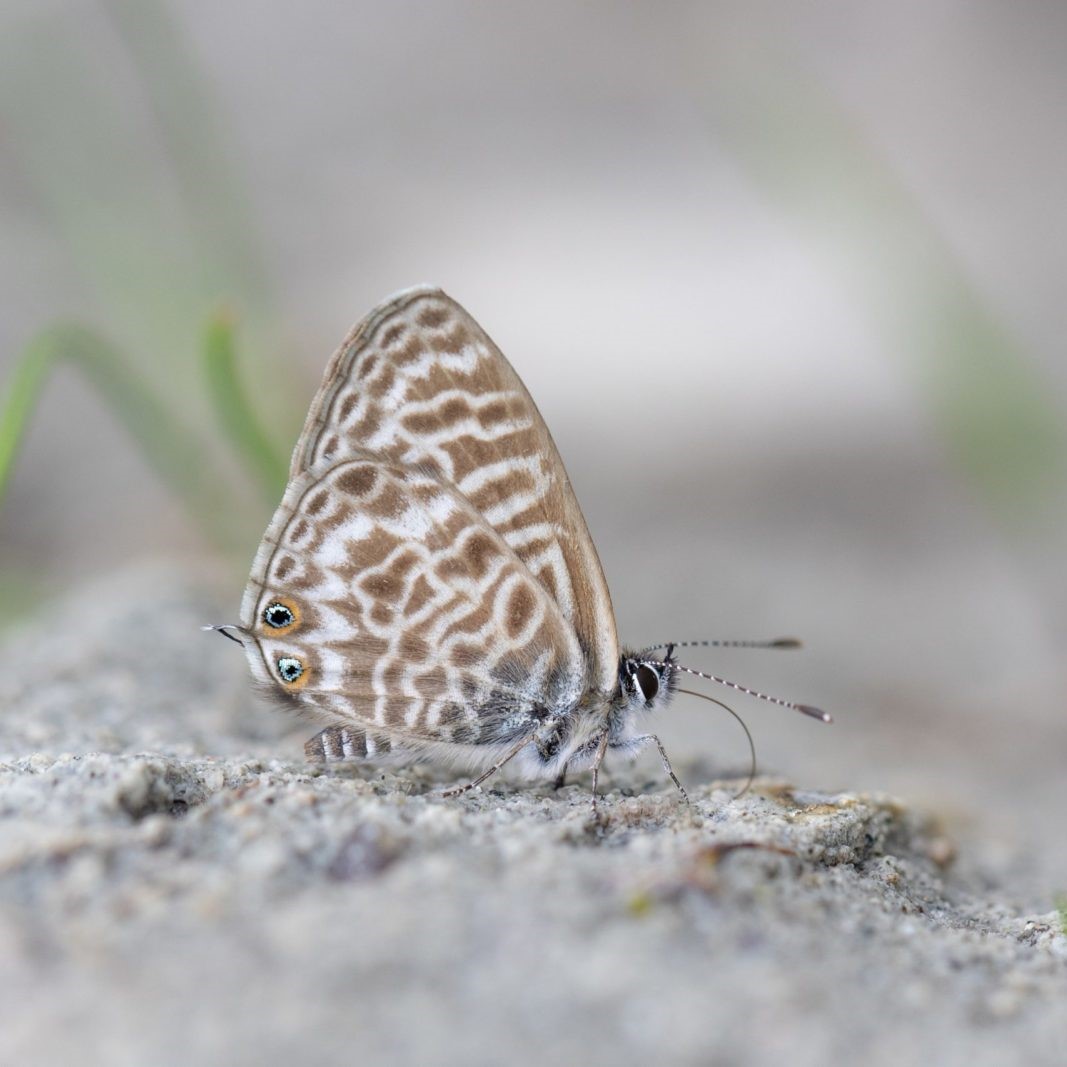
[240,454,586,743]
[289,287,618,692]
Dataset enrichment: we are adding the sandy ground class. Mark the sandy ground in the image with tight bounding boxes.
[0,565,1065,1067]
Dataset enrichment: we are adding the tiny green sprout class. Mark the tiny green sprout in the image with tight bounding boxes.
[1054,894,1067,936]
[626,890,654,918]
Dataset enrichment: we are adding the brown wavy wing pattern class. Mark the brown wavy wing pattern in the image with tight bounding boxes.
[240,453,586,743]
[289,287,619,693]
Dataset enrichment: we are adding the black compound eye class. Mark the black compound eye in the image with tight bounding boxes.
[263,602,295,629]
[635,664,659,702]
[277,656,304,684]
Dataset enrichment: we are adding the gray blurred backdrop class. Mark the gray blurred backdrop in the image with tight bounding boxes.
[1,3,1065,893]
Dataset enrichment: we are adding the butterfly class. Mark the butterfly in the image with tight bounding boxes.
[209,287,828,803]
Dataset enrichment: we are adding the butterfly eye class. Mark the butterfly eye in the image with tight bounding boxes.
[262,600,299,632]
[277,657,305,684]
[635,664,659,703]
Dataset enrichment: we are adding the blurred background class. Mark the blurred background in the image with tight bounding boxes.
[1,3,1064,892]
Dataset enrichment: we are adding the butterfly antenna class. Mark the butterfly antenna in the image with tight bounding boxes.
[650,660,831,723]
[201,624,245,647]
[676,687,756,799]
[636,637,802,657]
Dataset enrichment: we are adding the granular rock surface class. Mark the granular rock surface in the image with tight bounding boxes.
[0,566,1064,1066]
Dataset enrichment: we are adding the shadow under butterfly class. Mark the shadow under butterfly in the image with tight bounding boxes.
[206,287,829,807]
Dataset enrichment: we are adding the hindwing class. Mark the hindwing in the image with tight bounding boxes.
[240,453,587,744]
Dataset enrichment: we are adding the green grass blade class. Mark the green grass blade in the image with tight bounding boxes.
[103,0,274,312]
[0,324,245,552]
[0,19,213,372]
[202,312,288,502]
[0,333,55,506]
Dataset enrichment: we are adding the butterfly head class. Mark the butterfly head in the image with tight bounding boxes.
[618,644,678,712]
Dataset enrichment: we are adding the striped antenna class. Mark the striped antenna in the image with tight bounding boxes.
[650,660,832,723]
[636,637,801,657]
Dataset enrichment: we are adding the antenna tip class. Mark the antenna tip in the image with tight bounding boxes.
[798,704,832,724]
[770,637,803,649]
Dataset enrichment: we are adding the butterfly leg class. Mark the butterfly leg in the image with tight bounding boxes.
[588,730,611,813]
[441,733,536,799]
[629,733,690,804]
[552,765,569,790]
[305,725,402,763]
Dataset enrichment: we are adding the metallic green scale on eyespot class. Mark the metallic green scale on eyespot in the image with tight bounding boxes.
[277,657,304,683]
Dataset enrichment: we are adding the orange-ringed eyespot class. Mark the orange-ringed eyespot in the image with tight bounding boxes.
[277,657,304,683]
[264,602,295,629]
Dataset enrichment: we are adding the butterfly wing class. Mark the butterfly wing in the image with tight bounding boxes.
[287,287,619,693]
[240,452,587,747]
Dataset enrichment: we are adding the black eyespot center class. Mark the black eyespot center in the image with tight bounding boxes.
[635,664,659,703]
[264,601,295,629]
[277,656,304,683]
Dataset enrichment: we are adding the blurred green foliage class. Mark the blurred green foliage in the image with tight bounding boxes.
[705,62,1066,516]
[1,6,1064,615]
[0,0,294,591]
[0,320,284,554]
